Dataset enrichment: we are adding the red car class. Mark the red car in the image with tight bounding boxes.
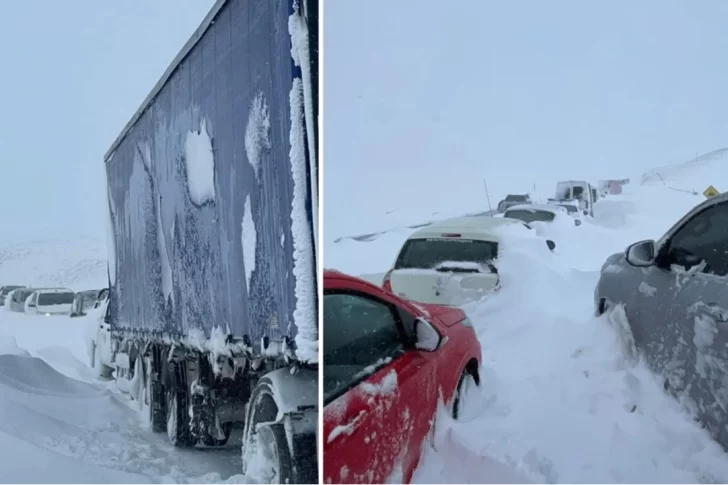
[323,269,482,484]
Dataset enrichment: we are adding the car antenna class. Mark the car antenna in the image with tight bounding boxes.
[483,178,494,215]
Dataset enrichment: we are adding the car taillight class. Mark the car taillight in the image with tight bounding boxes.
[382,269,394,292]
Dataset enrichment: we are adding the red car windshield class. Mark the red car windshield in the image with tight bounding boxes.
[323,292,407,404]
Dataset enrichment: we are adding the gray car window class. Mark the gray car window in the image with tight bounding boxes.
[669,202,728,276]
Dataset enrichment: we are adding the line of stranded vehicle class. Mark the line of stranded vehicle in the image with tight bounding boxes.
[1,285,107,317]
[323,178,635,482]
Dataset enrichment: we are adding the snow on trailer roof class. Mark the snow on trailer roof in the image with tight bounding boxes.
[104,0,228,162]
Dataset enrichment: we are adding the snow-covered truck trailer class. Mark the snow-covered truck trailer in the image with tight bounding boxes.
[102,0,318,482]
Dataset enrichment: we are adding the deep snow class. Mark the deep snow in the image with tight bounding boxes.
[0,311,247,484]
[0,240,250,483]
[326,153,728,483]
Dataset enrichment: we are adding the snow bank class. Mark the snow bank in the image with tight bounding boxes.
[288,76,317,364]
[241,195,257,294]
[184,118,216,205]
[245,92,271,180]
[415,237,728,483]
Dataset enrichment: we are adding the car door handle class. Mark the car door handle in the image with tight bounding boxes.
[327,409,367,443]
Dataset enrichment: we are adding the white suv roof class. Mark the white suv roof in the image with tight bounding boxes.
[505,203,566,214]
[35,288,73,294]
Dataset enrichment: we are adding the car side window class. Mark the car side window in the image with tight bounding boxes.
[323,291,406,403]
[668,201,728,277]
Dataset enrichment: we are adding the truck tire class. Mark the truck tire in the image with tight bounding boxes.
[243,380,293,483]
[165,361,195,447]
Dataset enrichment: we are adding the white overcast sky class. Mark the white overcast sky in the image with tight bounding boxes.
[325,0,728,237]
[0,0,214,246]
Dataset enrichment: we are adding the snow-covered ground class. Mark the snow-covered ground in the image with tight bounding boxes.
[0,238,248,483]
[326,152,728,483]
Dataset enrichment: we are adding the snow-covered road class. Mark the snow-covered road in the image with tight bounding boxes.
[0,312,244,484]
[327,157,728,483]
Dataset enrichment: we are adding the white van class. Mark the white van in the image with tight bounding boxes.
[554,180,595,216]
[381,216,555,306]
[25,288,76,315]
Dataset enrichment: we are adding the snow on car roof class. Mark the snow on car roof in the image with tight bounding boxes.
[505,203,565,214]
[409,215,525,240]
[35,288,74,294]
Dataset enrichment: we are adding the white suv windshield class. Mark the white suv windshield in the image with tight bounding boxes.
[38,292,75,306]
[395,238,498,269]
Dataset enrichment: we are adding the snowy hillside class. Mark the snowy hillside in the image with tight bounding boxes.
[326,150,728,483]
[0,238,107,291]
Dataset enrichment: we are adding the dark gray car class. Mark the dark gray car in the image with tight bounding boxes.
[594,192,728,448]
[497,194,532,213]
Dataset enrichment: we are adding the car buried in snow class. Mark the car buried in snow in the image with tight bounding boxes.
[0,285,25,307]
[7,287,38,312]
[382,216,555,306]
[504,203,582,227]
[323,270,482,484]
[25,288,76,316]
[70,289,102,317]
[496,193,532,213]
[594,191,728,450]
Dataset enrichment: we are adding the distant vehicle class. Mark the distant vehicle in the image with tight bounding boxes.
[594,192,728,451]
[7,288,37,312]
[382,216,555,306]
[70,289,101,317]
[554,180,595,216]
[323,270,482,484]
[504,203,581,227]
[25,288,75,316]
[497,193,532,213]
[0,285,25,307]
[598,179,625,195]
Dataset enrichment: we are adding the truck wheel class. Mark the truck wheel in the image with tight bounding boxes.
[243,382,293,484]
[165,361,194,447]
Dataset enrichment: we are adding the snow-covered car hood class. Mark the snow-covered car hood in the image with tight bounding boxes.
[600,252,624,273]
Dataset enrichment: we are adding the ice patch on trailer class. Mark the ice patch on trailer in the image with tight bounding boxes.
[184,118,216,205]
[288,77,317,364]
[242,195,257,294]
[289,2,318,255]
[245,92,271,180]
